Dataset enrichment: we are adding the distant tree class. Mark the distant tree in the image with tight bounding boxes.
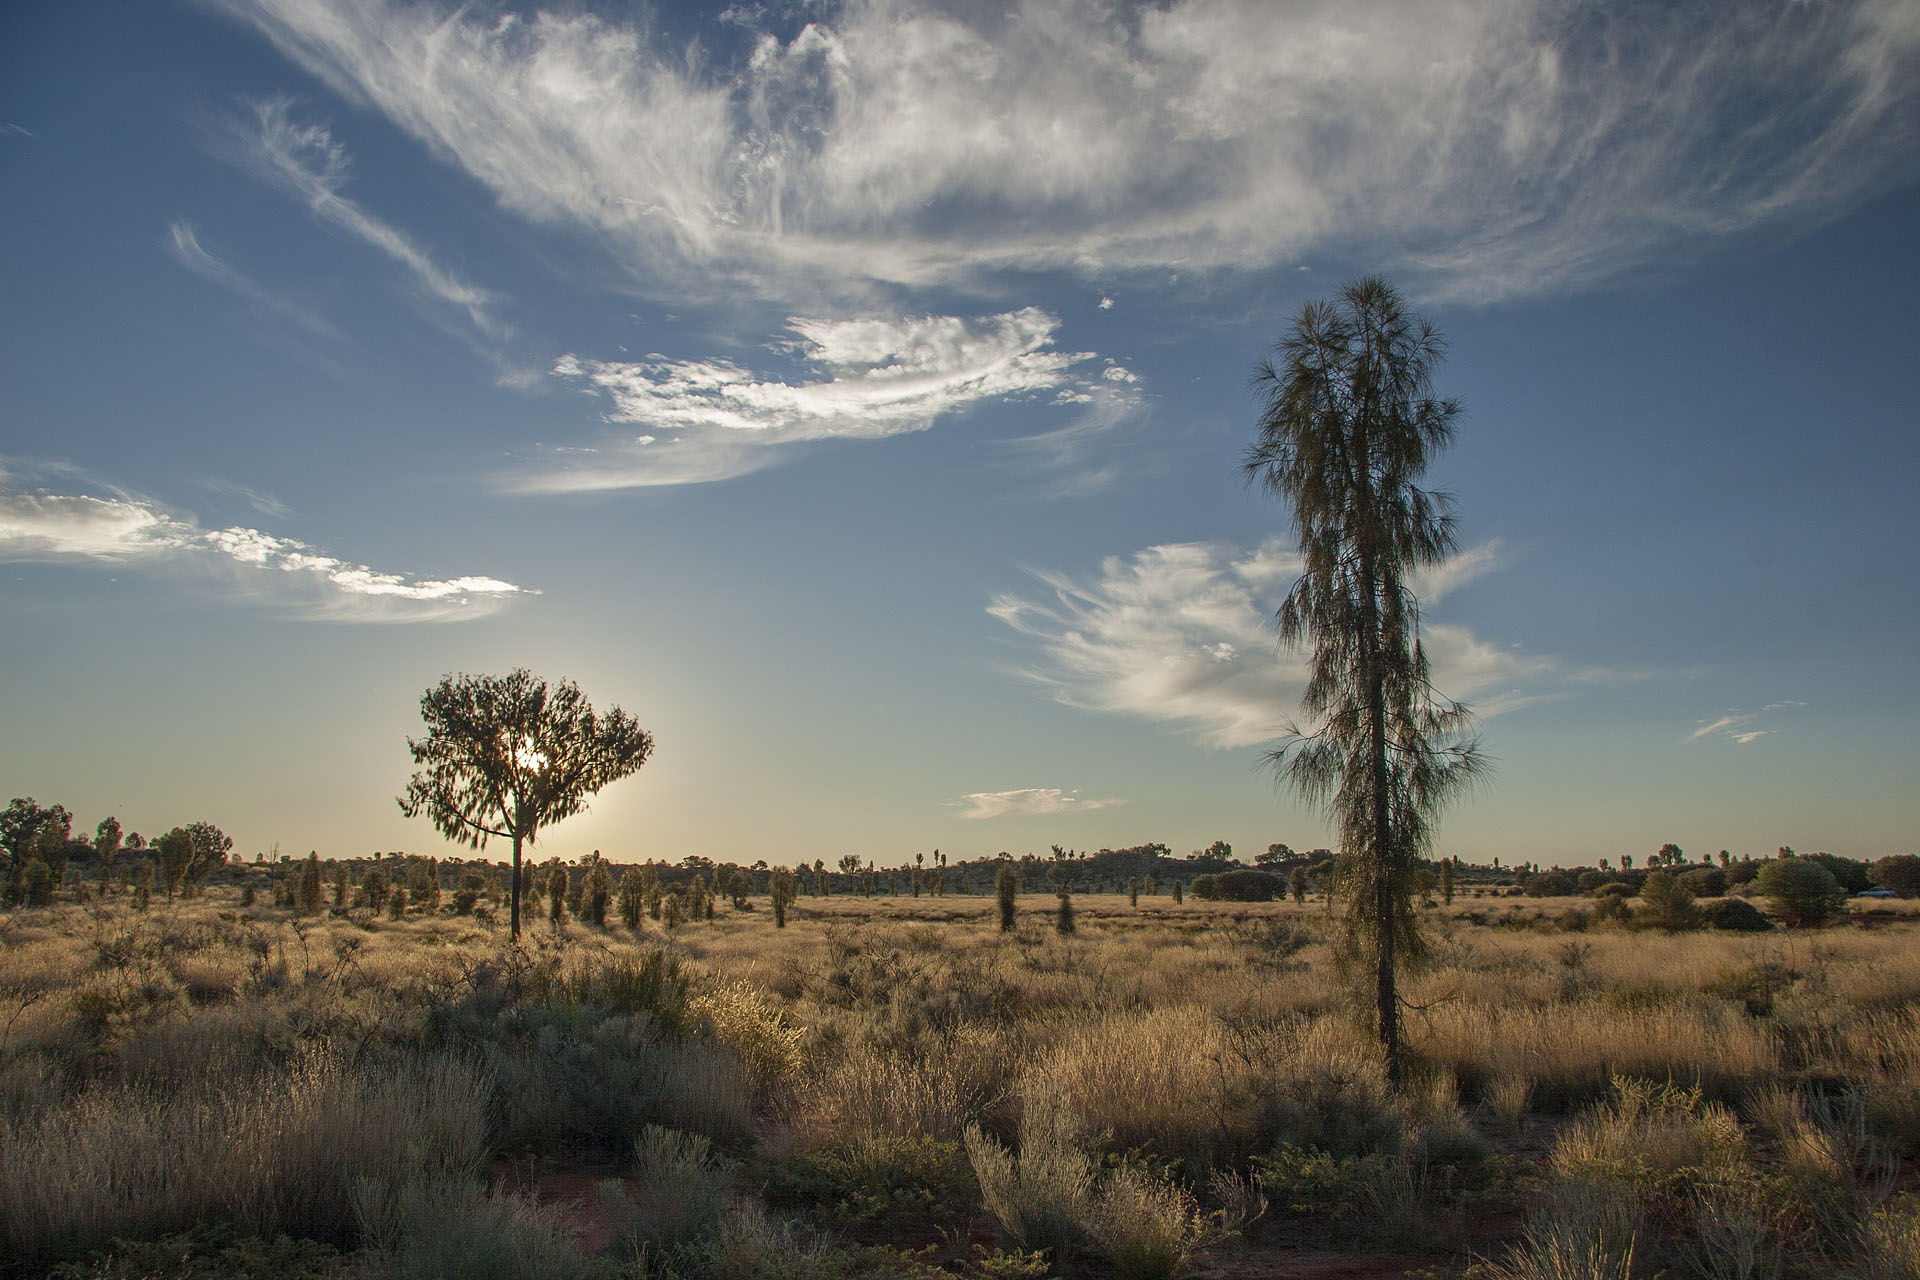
[546,861,568,924]
[815,858,828,897]
[1871,855,1920,898]
[1258,843,1294,867]
[662,890,686,930]
[1171,878,1184,904]
[1246,276,1485,1088]
[1677,867,1726,898]
[23,859,53,907]
[1,799,70,880]
[399,669,653,941]
[1655,843,1684,868]
[1290,866,1308,904]
[995,862,1018,932]
[359,865,391,913]
[156,828,193,900]
[1805,852,1871,895]
[1756,858,1847,927]
[770,867,798,927]
[585,860,614,926]
[174,822,232,897]
[1128,876,1140,907]
[297,852,324,914]
[1439,859,1454,906]
[455,870,485,916]
[132,860,154,911]
[1055,885,1075,935]
[618,868,646,928]
[94,817,122,896]
[1637,870,1702,932]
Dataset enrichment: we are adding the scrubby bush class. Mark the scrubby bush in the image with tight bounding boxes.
[1191,870,1282,902]
[1870,855,1920,899]
[1636,871,1702,932]
[1523,871,1579,898]
[1084,1162,1210,1280]
[1678,867,1727,898]
[1756,858,1847,926]
[1703,898,1772,932]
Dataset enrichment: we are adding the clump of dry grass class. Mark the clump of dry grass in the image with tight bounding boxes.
[1083,1162,1211,1280]
[965,1080,1098,1258]
[0,1047,487,1262]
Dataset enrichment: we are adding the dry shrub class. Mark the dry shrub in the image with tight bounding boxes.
[1852,1197,1920,1280]
[822,1042,988,1141]
[689,980,805,1096]
[1083,1163,1211,1280]
[618,1124,734,1250]
[0,1047,487,1262]
[965,1080,1097,1258]
[354,1175,590,1280]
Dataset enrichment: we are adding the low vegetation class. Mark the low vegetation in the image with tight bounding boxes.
[3,854,1919,1277]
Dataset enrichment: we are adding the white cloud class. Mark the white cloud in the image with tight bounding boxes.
[215,0,1920,302]
[526,308,1133,490]
[956,788,1125,820]
[228,97,506,338]
[0,471,529,621]
[1688,702,1802,746]
[989,538,1565,748]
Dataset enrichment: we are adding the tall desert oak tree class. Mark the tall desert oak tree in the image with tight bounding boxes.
[1245,277,1487,1087]
[400,669,653,940]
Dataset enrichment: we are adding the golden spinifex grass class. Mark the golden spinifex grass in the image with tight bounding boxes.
[2,887,1919,1276]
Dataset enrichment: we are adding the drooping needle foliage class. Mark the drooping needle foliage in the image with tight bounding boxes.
[1245,276,1487,1085]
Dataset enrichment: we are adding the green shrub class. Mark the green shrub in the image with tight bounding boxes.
[618,1125,732,1250]
[355,1175,591,1280]
[1756,859,1847,927]
[760,1134,972,1235]
[1636,871,1702,932]
[1704,898,1773,932]
[47,1224,350,1280]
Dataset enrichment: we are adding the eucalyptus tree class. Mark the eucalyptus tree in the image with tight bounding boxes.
[1245,276,1486,1086]
[400,669,654,941]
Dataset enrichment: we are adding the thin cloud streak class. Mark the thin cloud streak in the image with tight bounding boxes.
[523,309,1134,491]
[166,220,343,343]
[1688,702,1803,746]
[955,788,1125,820]
[227,97,506,339]
[990,538,1575,748]
[0,471,530,622]
[215,0,1920,303]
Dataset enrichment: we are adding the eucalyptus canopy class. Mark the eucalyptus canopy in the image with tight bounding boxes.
[400,669,654,940]
[1245,276,1486,1085]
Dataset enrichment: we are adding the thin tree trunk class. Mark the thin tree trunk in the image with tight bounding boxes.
[510,831,523,941]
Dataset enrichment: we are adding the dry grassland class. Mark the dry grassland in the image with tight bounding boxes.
[3,888,1919,1278]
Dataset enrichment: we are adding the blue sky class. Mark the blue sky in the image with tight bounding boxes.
[3,0,1916,869]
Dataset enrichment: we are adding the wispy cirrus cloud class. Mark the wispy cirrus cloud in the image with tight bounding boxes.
[224,96,507,340]
[955,788,1125,821]
[989,538,1573,748]
[0,470,529,622]
[1687,700,1806,746]
[166,220,343,345]
[525,308,1137,490]
[214,0,1920,303]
